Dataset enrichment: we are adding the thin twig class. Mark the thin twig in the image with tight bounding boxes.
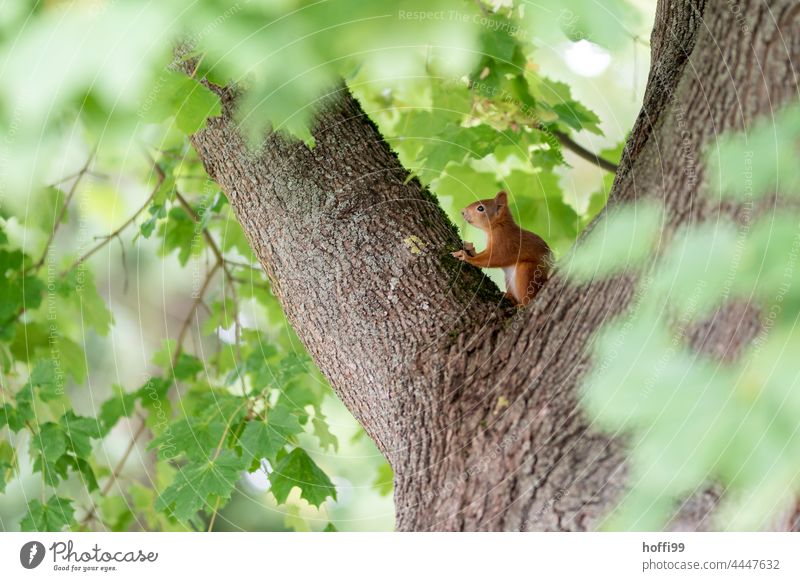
[80,416,147,527]
[172,262,221,367]
[551,129,619,174]
[223,259,263,271]
[31,147,97,272]
[63,162,164,274]
[173,190,243,364]
[46,169,106,188]
[232,276,270,290]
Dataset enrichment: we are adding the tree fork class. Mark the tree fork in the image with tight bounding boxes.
[190,0,800,530]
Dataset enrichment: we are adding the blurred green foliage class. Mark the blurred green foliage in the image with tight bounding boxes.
[568,102,800,530]
[1,0,646,531]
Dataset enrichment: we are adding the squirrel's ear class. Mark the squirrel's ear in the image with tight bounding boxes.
[495,191,508,206]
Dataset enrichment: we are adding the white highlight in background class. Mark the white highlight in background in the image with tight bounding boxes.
[564,40,611,77]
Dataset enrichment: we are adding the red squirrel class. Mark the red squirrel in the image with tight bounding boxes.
[451,191,552,306]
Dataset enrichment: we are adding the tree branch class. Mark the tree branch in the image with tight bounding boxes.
[552,129,619,174]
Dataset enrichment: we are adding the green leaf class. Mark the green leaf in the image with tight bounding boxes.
[27,358,62,401]
[150,414,227,462]
[173,353,204,380]
[650,221,740,316]
[269,448,337,508]
[212,213,254,259]
[99,385,140,435]
[373,461,394,497]
[155,450,247,521]
[140,202,167,238]
[0,404,17,432]
[149,389,246,461]
[201,299,235,336]
[30,422,67,485]
[312,415,339,452]
[58,269,113,335]
[524,0,640,49]
[141,70,221,135]
[99,495,135,532]
[731,214,800,310]
[158,207,201,266]
[711,103,800,200]
[551,101,602,135]
[0,440,15,494]
[71,455,100,492]
[565,201,664,282]
[60,411,101,459]
[20,496,76,532]
[138,377,173,434]
[14,382,36,427]
[239,420,286,465]
[0,250,45,321]
[267,405,305,439]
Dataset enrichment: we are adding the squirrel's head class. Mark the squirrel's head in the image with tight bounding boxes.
[461,191,510,231]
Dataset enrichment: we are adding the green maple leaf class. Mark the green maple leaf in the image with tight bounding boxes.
[141,69,221,135]
[155,451,247,521]
[20,496,76,532]
[60,411,101,458]
[0,464,10,494]
[0,249,45,322]
[552,102,602,135]
[238,421,286,465]
[30,422,67,485]
[58,269,113,335]
[150,415,228,461]
[237,403,305,466]
[27,358,61,401]
[312,415,338,452]
[267,404,304,438]
[0,404,19,432]
[479,18,519,61]
[150,390,248,461]
[158,207,199,266]
[0,441,15,494]
[373,461,394,497]
[173,353,204,380]
[98,385,140,435]
[269,448,336,508]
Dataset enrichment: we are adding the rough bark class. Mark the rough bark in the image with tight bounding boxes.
[190,0,800,530]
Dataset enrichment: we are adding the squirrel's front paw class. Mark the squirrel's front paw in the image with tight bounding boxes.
[451,250,468,261]
[462,241,475,256]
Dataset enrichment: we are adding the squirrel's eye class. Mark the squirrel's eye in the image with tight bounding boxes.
[477,205,485,212]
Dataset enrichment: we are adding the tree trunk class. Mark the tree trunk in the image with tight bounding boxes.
[190,0,800,530]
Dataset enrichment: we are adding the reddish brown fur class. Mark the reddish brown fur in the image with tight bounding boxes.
[451,191,552,306]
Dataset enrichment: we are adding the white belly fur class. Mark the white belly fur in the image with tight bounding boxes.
[503,266,517,299]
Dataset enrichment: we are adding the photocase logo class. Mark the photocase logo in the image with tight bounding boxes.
[20,541,46,569]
